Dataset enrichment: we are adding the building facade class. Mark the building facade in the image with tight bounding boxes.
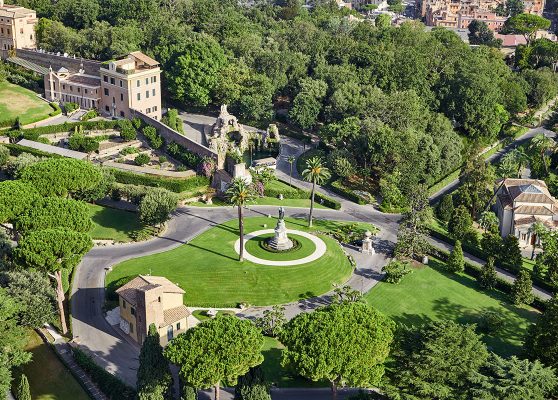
[116,275,190,346]
[43,51,162,120]
[0,0,37,53]
[419,0,544,30]
[495,178,558,246]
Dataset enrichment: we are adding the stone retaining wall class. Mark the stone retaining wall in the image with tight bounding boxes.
[16,48,102,75]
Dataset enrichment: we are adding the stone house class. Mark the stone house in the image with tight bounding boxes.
[116,275,190,346]
[495,178,558,246]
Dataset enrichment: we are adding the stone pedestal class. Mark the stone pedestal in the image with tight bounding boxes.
[268,219,293,251]
[361,230,375,255]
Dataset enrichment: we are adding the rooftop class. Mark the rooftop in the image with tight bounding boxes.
[116,275,185,306]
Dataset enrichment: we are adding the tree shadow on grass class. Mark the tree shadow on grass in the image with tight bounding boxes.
[186,243,238,261]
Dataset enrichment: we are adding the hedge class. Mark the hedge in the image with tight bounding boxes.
[112,169,209,193]
[330,179,367,205]
[4,120,122,138]
[3,143,59,158]
[428,246,547,311]
[71,347,136,400]
[49,102,62,117]
[428,227,556,294]
[264,179,341,210]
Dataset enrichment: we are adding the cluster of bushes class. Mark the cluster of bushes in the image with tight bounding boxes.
[3,143,58,158]
[71,347,136,400]
[264,179,341,210]
[64,102,79,114]
[118,119,137,141]
[134,153,150,166]
[142,126,164,149]
[3,62,43,91]
[166,142,202,169]
[112,169,209,193]
[330,180,369,205]
[5,120,121,138]
[80,109,98,121]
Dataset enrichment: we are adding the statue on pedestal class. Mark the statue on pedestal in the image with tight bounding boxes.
[361,230,375,255]
[267,207,293,251]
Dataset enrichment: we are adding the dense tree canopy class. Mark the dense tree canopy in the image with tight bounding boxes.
[19,158,102,197]
[280,302,395,396]
[15,197,91,234]
[0,180,39,223]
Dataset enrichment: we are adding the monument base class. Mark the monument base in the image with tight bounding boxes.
[267,219,293,251]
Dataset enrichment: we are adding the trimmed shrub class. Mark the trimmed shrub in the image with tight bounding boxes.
[48,102,62,117]
[5,120,120,137]
[166,142,202,169]
[64,102,79,114]
[80,109,98,121]
[71,347,136,400]
[112,169,209,193]
[134,153,150,166]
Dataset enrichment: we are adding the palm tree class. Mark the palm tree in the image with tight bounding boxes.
[302,157,331,227]
[287,155,296,186]
[478,210,499,233]
[226,178,255,262]
[511,147,529,178]
[529,134,555,175]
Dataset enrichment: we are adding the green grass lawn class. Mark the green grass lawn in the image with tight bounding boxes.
[87,204,143,242]
[0,81,53,125]
[191,310,236,321]
[13,330,90,400]
[244,233,316,261]
[106,217,369,307]
[365,260,538,356]
[187,197,327,209]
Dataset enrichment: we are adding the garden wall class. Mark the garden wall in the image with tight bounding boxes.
[131,110,218,163]
[16,49,102,75]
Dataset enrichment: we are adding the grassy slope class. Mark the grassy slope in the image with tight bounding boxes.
[106,217,368,307]
[0,81,52,125]
[365,260,538,356]
[87,204,143,242]
[13,330,90,400]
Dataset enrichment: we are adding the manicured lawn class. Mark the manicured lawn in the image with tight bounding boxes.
[244,233,317,261]
[87,204,143,242]
[13,330,90,400]
[0,81,53,125]
[365,259,539,356]
[187,197,327,209]
[191,310,235,321]
[106,217,369,307]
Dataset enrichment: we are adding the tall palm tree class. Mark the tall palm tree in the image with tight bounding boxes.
[511,147,529,178]
[287,155,296,186]
[529,134,556,175]
[302,157,331,227]
[226,178,255,262]
[478,210,499,233]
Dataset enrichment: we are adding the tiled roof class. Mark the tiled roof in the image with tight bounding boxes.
[498,178,555,204]
[514,204,555,216]
[116,275,185,306]
[161,305,190,327]
[514,216,537,226]
[497,193,513,210]
[66,74,100,87]
[129,51,159,67]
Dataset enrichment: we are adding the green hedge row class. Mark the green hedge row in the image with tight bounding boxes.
[3,143,59,158]
[428,228,556,294]
[428,246,547,311]
[71,347,136,400]
[5,120,122,138]
[330,180,367,205]
[112,169,209,193]
[264,179,341,210]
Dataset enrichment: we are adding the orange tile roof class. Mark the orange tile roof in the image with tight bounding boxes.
[116,275,184,306]
[162,305,190,327]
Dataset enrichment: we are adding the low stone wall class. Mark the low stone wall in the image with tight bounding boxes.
[16,48,102,75]
[131,110,218,162]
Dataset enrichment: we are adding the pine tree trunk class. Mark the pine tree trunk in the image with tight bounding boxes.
[55,270,68,334]
[215,383,220,400]
[309,181,315,227]
[239,206,244,262]
[331,380,338,400]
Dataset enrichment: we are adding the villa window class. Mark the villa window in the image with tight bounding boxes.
[130,323,134,334]
[167,325,173,341]
[62,84,65,90]
[120,111,124,117]
[152,89,155,96]
[119,80,123,88]
[122,300,126,309]
[177,322,181,330]
[137,80,140,87]
[145,78,149,85]
[137,93,141,101]
[110,77,115,85]
[84,89,88,94]
[104,88,109,96]
[131,307,136,316]
[120,93,123,101]
[146,90,149,99]
[146,107,151,113]
[103,75,108,82]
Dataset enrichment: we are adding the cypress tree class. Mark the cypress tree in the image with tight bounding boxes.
[478,257,498,290]
[182,386,197,400]
[437,194,454,222]
[137,324,173,400]
[16,374,31,400]
[511,269,534,305]
[447,240,465,273]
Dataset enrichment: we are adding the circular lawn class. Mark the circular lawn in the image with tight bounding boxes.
[106,217,355,307]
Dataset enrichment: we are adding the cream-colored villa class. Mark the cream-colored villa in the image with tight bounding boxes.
[0,0,36,52]
[495,178,558,246]
[116,275,190,346]
[44,51,162,120]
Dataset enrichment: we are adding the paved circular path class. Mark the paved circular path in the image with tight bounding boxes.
[234,229,327,266]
